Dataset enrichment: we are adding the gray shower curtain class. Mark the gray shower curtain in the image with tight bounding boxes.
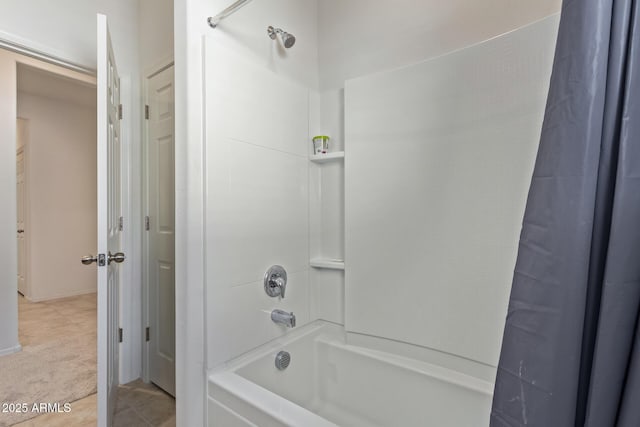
[490,0,640,426]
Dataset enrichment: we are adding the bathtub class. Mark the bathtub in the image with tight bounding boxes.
[208,321,493,427]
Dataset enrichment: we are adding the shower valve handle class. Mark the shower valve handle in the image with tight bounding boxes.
[264,265,287,298]
[270,277,286,298]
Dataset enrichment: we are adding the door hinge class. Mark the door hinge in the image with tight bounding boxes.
[98,253,106,267]
[145,105,149,120]
[118,104,123,120]
[118,216,124,231]
[145,327,150,342]
[145,216,150,231]
[118,328,123,343]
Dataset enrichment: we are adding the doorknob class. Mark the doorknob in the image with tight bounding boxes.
[108,251,126,264]
[81,253,110,266]
[17,229,24,234]
[81,255,98,265]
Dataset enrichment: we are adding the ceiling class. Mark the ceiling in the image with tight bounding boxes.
[17,64,96,108]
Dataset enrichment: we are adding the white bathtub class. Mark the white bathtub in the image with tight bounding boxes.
[208,321,493,427]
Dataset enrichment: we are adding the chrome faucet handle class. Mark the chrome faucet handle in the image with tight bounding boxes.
[264,265,287,298]
[272,277,286,298]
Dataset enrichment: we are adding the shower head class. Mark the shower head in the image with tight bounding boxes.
[267,26,296,49]
[281,32,296,48]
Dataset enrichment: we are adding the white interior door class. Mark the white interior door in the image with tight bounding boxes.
[96,13,124,427]
[16,138,26,296]
[146,65,176,396]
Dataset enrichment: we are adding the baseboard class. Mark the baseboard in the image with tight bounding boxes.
[0,343,22,356]
[28,288,97,303]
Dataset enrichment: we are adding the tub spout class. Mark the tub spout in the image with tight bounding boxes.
[271,309,296,328]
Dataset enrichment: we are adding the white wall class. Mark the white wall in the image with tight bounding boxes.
[312,0,562,152]
[204,40,313,368]
[18,92,97,301]
[203,1,319,368]
[175,0,318,424]
[317,0,562,91]
[139,0,174,71]
[310,0,563,332]
[0,1,142,73]
[0,49,20,355]
[345,16,559,371]
[0,0,96,69]
[174,1,205,424]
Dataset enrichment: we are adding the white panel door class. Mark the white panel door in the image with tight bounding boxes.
[16,145,26,296]
[96,13,124,427]
[146,65,175,396]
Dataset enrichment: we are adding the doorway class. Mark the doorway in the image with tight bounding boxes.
[16,64,98,302]
[1,60,99,427]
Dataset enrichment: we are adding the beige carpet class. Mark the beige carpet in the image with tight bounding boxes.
[0,294,97,427]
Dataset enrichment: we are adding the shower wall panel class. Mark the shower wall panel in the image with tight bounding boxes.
[204,40,312,368]
[344,16,559,368]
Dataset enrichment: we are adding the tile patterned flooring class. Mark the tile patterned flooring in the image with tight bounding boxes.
[10,294,175,427]
[15,381,175,427]
[114,380,176,427]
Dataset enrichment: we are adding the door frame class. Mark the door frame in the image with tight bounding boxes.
[2,30,141,391]
[142,56,175,384]
[0,41,96,357]
[16,125,29,299]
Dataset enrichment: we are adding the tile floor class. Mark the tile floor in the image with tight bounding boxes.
[114,380,176,427]
[9,294,175,427]
[15,381,175,427]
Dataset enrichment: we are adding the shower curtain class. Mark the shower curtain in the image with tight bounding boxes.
[490,0,640,426]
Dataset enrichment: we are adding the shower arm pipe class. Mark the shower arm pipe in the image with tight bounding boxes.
[208,0,254,28]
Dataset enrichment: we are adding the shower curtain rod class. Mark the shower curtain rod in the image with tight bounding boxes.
[208,0,254,28]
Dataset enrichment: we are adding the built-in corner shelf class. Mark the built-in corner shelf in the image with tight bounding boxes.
[310,151,345,163]
[310,258,345,271]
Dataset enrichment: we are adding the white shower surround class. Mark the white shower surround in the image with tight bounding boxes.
[203,14,560,426]
[208,321,493,427]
